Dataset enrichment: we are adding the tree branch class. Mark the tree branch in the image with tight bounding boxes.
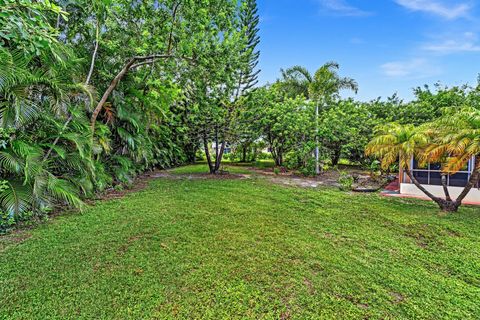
[90,54,194,133]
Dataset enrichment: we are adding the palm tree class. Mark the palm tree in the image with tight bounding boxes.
[421,107,480,211]
[365,123,446,207]
[366,115,480,212]
[279,66,312,99]
[0,48,88,217]
[279,62,358,172]
[0,139,84,215]
[280,62,358,100]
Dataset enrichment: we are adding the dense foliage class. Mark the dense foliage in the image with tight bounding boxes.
[238,75,480,178]
[0,0,260,231]
[2,0,480,229]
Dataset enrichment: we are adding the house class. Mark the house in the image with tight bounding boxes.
[399,157,480,202]
[211,142,232,154]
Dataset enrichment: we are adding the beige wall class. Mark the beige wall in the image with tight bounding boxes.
[400,183,480,202]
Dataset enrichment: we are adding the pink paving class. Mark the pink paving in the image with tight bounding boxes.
[383,178,399,192]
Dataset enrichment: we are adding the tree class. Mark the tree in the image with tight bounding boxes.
[366,108,480,212]
[279,62,358,173]
[244,86,311,166]
[182,0,260,174]
[0,0,258,227]
[421,107,480,211]
[319,100,379,166]
[235,0,260,99]
[227,0,261,164]
[279,62,358,101]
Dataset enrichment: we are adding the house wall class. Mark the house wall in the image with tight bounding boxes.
[400,183,480,203]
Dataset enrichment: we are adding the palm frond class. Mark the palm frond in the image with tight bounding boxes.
[0,181,32,215]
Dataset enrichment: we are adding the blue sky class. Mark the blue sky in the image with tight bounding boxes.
[257,0,480,101]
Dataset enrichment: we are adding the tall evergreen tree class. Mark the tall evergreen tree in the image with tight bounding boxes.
[235,0,261,99]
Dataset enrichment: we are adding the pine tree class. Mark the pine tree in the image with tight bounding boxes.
[236,0,261,99]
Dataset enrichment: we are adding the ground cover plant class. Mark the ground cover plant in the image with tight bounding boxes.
[1,164,479,319]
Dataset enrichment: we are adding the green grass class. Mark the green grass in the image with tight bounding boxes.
[170,162,253,175]
[1,165,480,319]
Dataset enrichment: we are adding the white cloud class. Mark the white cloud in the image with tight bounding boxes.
[423,32,480,53]
[395,0,471,19]
[318,0,372,16]
[381,58,441,78]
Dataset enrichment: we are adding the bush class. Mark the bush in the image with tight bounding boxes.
[256,152,271,160]
[298,157,317,176]
[338,171,354,191]
[195,150,205,161]
[0,209,45,234]
[0,211,15,234]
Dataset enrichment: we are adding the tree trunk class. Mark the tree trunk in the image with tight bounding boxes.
[90,54,175,133]
[214,140,226,173]
[455,168,480,204]
[438,200,461,213]
[85,20,100,86]
[441,174,452,202]
[251,146,257,162]
[273,148,283,167]
[91,58,136,133]
[203,134,215,174]
[406,170,459,212]
[215,125,219,166]
[331,147,341,167]
[242,146,247,163]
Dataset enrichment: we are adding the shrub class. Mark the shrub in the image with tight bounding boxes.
[338,171,354,191]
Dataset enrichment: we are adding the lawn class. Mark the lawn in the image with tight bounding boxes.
[1,165,479,319]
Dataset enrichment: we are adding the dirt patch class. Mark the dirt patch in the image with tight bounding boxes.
[246,166,383,189]
[390,291,405,304]
[303,277,315,294]
[266,175,338,188]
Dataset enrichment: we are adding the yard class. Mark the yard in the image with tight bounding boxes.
[1,164,479,319]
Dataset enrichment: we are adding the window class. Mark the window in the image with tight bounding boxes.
[406,157,474,188]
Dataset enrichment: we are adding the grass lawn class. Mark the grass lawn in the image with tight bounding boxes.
[1,165,479,319]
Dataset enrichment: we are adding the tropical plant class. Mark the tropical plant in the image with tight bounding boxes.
[0,0,262,229]
[366,110,480,212]
[279,62,358,101]
[279,62,358,173]
[420,107,480,211]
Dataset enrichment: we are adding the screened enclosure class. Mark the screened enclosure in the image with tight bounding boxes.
[405,158,477,188]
